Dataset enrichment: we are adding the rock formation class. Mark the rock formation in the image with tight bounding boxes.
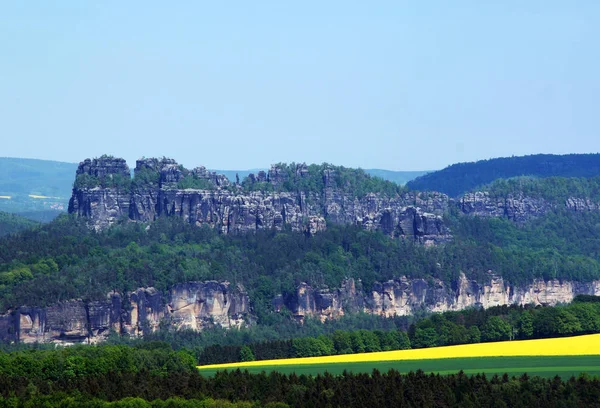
[283,274,600,322]
[459,192,600,222]
[2,274,600,345]
[69,157,451,243]
[0,281,250,345]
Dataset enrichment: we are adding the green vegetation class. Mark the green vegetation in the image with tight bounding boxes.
[177,175,216,190]
[1,344,600,407]
[1,206,600,313]
[260,163,407,197]
[0,211,39,237]
[193,299,600,366]
[74,172,131,190]
[407,153,600,196]
[198,355,600,379]
[132,166,161,188]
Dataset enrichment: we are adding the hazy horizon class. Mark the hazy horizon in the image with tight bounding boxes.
[2,2,599,171]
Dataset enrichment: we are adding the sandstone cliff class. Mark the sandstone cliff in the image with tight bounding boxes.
[3,275,600,344]
[459,191,600,222]
[281,274,600,322]
[68,157,451,244]
[0,281,250,345]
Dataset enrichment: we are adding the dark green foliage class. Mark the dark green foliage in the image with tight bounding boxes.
[0,211,39,237]
[239,163,407,197]
[132,167,160,187]
[74,173,131,190]
[177,175,215,190]
[2,207,600,314]
[239,346,255,362]
[407,153,600,196]
[574,295,600,303]
[447,209,600,284]
[1,345,600,407]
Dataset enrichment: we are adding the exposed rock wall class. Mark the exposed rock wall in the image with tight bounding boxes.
[459,192,600,222]
[2,276,600,344]
[69,158,451,243]
[0,281,250,345]
[283,274,600,322]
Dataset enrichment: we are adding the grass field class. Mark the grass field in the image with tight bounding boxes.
[198,334,600,378]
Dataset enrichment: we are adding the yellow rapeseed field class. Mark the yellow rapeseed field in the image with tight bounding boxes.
[198,333,600,370]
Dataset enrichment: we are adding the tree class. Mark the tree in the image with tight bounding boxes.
[482,316,511,342]
[555,310,581,335]
[412,328,439,348]
[468,326,481,343]
[240,346,255,362]
[518,311,534,339]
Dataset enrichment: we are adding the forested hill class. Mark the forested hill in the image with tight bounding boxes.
[0,211,39,237]
[406,153,600,197]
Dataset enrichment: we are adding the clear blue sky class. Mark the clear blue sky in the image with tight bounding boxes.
[1,1,598,170]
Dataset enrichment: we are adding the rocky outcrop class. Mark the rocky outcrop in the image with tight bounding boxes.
[2,275,600,344]
[283,274,600,322]
[69,157,451,243]
[68,157,131,230]
[459,192,600,222]
[168,282,250,331]
[0,281,251,345]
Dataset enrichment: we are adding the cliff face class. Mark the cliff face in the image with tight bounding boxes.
[0,281,250,345]
[283,274,600,322]
[68,157,451,243]
[459,192,600,222]
[2,275,600,344]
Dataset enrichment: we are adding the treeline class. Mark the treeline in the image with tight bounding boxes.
[407,153,600,196]
[1,344,600,407]
[198,330,411,365]
[1,207,600,314]
[197,299,600,365]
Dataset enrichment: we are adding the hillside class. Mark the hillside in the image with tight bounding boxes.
[1,155,600,346]
[0,157,77,215]
[0,211,39,237]
[406,153,600,197]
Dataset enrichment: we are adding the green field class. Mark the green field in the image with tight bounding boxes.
[198,355,600,379]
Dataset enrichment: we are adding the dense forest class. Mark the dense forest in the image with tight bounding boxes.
[0,211,39,237]
[407,153,600,196]
[1,206,600,315]
[1,342,599,407]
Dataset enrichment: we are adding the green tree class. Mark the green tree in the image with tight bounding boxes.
[239,346,255,362]
[482,316,511,342]
[518,312,534,339]
[413,328,439,348]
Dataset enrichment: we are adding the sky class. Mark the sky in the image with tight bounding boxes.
[0,1,598,171]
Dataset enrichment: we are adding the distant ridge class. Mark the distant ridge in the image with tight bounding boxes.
[406,153,600,197]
